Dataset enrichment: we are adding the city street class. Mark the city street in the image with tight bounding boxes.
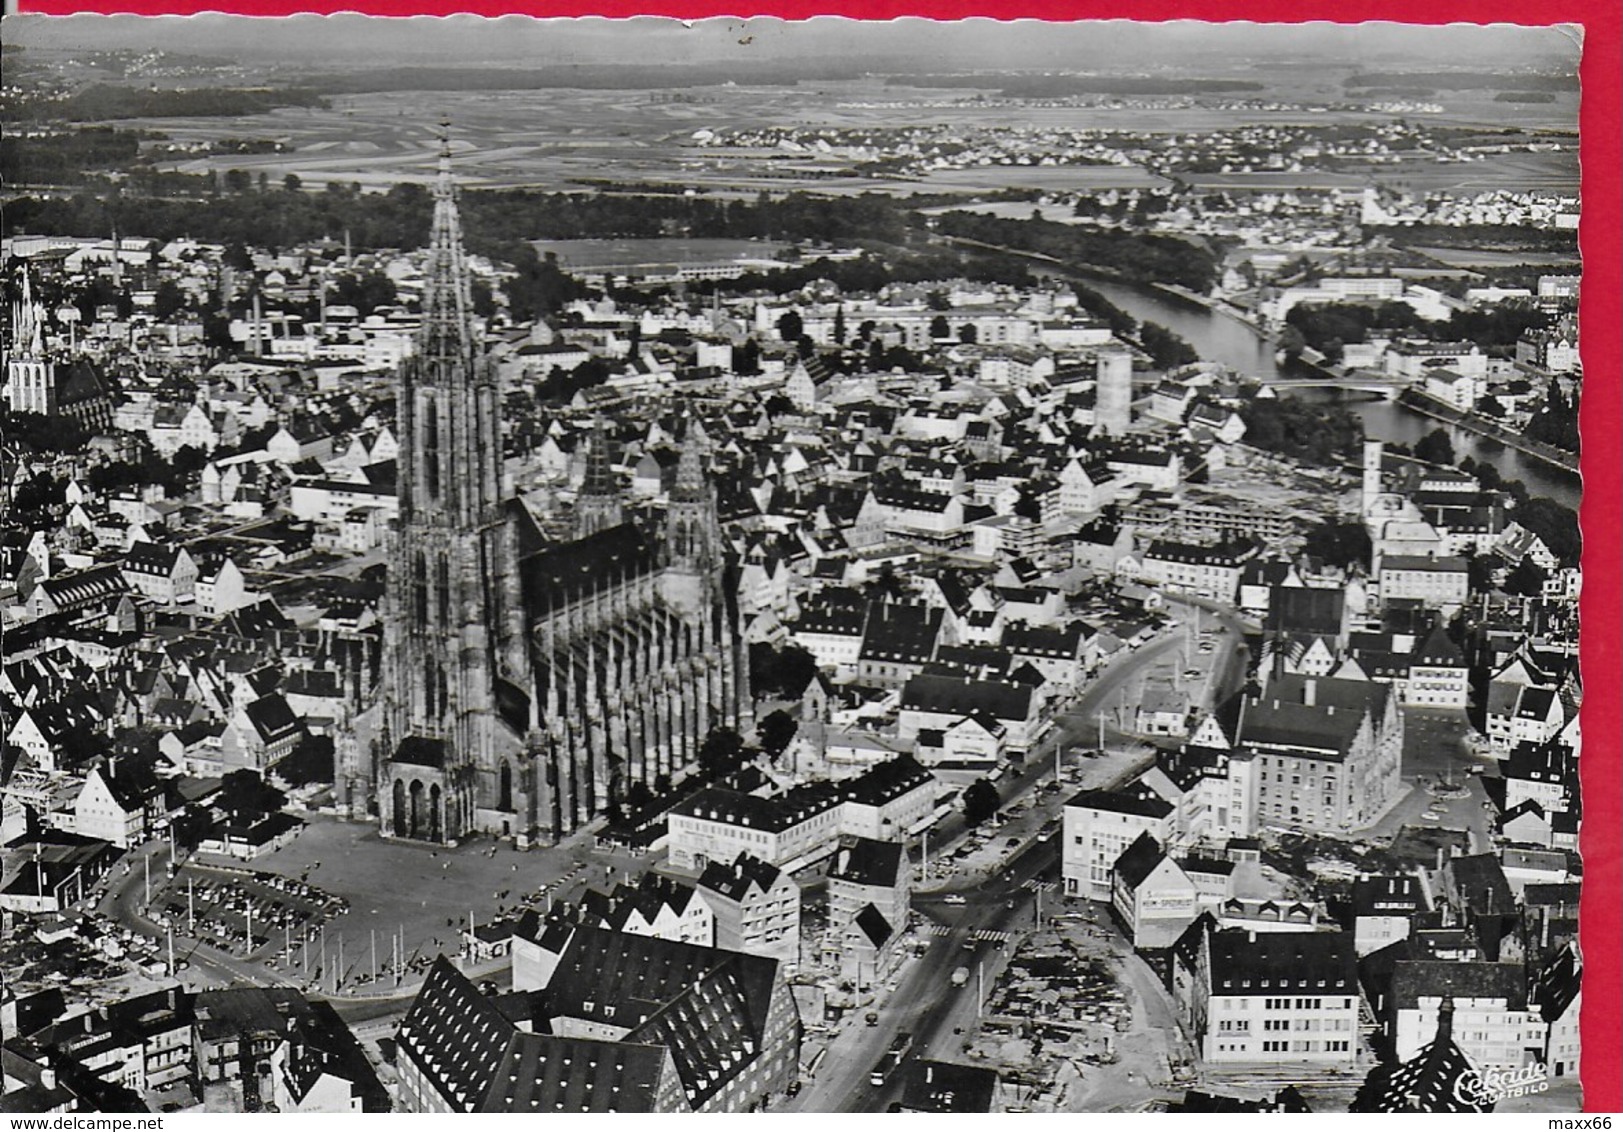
[789,730,1158,1113]
[787,836,1059,1112]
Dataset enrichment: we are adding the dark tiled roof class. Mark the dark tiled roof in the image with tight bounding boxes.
[480,1033,667,1113]
[852,903,894,948]
[1065,787,1172,821]
[283,999,391,1111]
[1353,875,1427,917]
[1114,831,1167,890]
[243,693,301,744]
[1208,929,1355,995]
[899,673,1032,722]
[843,755,934,807]
[1390,960,1525,1012]
[1144,537,1258,566]
[37,564,128,611]
[1004,621,1090,656]
[1171,1087,1311,1113]
[1237,699,1366,760]
[829,838,905,888]
[1265,587,1344,636]
[859,602,943,665]
[1352,1007,1491,1113]
[555,927,780,1109]
[520,522,661,617]
[1443,855,1515,917]
[399,954,665,1110]
[1536,945,1582,1025]
[696,852,784,903]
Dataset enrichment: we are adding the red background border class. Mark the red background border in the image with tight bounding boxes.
[8,0,1620,1112]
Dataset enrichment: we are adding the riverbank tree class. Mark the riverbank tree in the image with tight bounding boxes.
[1284,299,1554,359]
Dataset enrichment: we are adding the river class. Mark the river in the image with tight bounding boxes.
[1084,278,1581,510]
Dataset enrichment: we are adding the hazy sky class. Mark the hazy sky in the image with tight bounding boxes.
[2,15,1582,72]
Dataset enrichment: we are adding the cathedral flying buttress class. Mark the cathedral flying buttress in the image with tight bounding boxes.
[342,132,749,849]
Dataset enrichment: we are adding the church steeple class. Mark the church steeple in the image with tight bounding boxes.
[573,416,623,538]
[672,414,709,503]
[6,267,54,415]
[420,122,474,373]
[13,268,45,356]
[372,121,531,846]
[665,412,719,573]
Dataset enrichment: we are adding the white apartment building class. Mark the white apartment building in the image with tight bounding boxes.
[1062,788,1175,900]
[1176,926,1360,1067]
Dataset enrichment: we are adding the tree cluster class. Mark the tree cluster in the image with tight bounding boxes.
[1,127,143,186]
[9,83,330,125]
[1300,519,1373,570]
[217,768,288,826]
[1283,299,1554,363]
[1237,397,1364,467]
[1522,384,1580,454]
[1139,320,1199,369]
[933,210,1218,291]
[748,642,819,700]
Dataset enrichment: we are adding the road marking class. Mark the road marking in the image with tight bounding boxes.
[972,929,1013,943]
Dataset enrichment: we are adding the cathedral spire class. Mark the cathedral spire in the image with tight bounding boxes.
[672,413,710,502]
[664,410,719,578]
[573,416,624,538]
[581,417,617,497]
[420,119,474,367]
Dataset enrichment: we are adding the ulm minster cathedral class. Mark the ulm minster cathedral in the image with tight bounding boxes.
[340,139,751,847]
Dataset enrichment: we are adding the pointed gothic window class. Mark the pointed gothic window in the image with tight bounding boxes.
[413,552,428,624]
[424,395,440,501]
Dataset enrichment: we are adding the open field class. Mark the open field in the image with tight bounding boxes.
[1181,148,1578,195]
[535,236,789,269]
[1407,244,1582,268]
[108,78,1577,200]
[1357,148,1579,194]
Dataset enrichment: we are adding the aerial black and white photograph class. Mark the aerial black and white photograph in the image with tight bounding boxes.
[0,14,1586,1116]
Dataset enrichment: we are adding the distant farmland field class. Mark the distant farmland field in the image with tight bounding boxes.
[534,237,789,269]
[1407,245,1581,268]
[118,80,1577,199]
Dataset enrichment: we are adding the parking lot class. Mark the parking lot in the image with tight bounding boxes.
[151,864,348,961]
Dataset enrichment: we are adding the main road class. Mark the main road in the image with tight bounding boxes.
[789,611,1251,1112]
[789,709,1168,1113]
[786,835,1063,1113]
[909,628,1186,878]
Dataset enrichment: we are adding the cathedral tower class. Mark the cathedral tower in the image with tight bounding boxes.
[370,129,534,845]
[660,414,720,614]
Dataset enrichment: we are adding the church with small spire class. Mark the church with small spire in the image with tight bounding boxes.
[6,269,53,415]
[346,131,750,847]
[5,268,113,432]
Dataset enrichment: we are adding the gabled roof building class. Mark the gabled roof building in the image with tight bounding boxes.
[397,928,799,1114]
